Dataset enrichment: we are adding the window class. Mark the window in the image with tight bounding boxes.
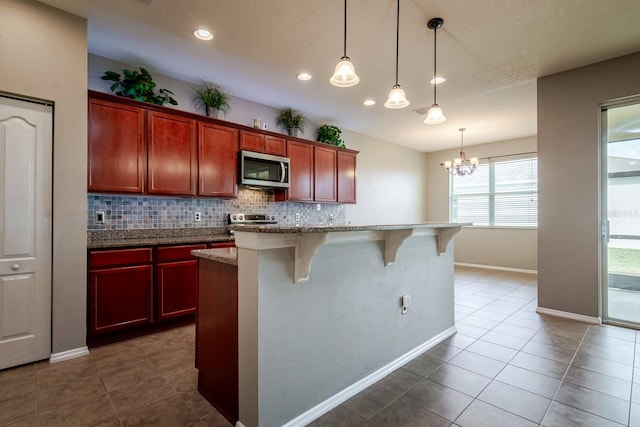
[450,157,538,227]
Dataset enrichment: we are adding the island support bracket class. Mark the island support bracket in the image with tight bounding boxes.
[384,229,415,266]
[294,232,329,283]
[436,226,462,256]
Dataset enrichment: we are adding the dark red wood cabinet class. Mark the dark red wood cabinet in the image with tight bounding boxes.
[156,244,206,320]
[198,123,238,197]
[196,259,239,424]
[88,248,153,334]
[285,140,314,202]
[314,145,337,203]
[147,111,197,196]
[240,130,286,156]
[337,150,357,204]
[88,98,145,193]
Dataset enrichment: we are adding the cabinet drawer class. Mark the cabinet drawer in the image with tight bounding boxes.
[209,241,235,249]
[157,244,206,262]
[89,248,153,269]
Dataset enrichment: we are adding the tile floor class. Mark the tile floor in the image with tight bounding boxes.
[1,266,638,426]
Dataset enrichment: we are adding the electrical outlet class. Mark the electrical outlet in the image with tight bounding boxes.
[96,211,105,224]
[194,211,201,222]
[295,212,300,222]
[317,204,321,211]
[401,295,411,315]
[329,214,334,225]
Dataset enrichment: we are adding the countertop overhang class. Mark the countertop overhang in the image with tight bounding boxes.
[221,222,469,283]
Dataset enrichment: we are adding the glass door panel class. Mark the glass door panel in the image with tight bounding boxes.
[603,102,640,326]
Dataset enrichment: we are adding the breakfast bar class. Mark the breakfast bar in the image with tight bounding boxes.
[192,222,467,427]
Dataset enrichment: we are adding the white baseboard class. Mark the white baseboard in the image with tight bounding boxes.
[49,346,90,364]
[536,307,601,325]
[279,326,457,427]
[455,262,537,275]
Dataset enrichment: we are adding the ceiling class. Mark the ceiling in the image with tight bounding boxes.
[39,0,640,152]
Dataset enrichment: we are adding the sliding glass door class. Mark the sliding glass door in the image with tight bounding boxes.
[601,101,640,326]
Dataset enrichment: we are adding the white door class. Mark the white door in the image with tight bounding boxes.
[0,95,52,370]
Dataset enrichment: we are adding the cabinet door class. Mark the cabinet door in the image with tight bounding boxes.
[337,150,357,203]
[264,135,286,156]
[147,111,197,195]
[287,140,314,201]
[199,123,239,197]
[314,145,337,203]
[88,265,153,334]
[239,130,263,152]
[88,98,144,193]
[156,260,198,320]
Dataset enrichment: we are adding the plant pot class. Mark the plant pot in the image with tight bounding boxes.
[205,107,220,119]
[287,128,298,137]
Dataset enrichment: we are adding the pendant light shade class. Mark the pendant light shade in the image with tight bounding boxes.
[330,57,360,87]
[384,0,409,109]
[425,17,446,124]
[425,104,446,124]
[330,0,359,87]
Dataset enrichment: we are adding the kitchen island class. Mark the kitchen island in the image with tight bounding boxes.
[192,222,467,427]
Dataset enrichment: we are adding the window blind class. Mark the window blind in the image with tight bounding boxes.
[450,157,538,227]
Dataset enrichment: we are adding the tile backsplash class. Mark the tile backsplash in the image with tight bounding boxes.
[87,189,345,230]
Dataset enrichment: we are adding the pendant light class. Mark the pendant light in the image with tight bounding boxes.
[424,17,446,124]
[330,0,360,87]
[384,0,409,109]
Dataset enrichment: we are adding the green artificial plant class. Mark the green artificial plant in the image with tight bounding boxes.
[316,124,346,148]
[275,108,307,136]
[193,81,231,118]
[101,67,178,106]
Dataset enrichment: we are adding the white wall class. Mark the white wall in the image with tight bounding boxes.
[89,54,430,226]
[424,136,538,271]
[0,0,88,354]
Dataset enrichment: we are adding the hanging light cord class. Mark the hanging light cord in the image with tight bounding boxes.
[394,0,400,85]
[342,0,348,58]
[433,23,438,104]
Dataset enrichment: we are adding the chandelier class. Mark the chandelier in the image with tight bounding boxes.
[442,128,478,176]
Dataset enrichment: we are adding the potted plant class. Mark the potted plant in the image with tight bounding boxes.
[316,124,346,148]
[193,81,232,118]
[275,108,307,137]
[101,67,178,106]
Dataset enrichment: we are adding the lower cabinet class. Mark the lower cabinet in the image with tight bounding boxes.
[156,244,206,320]
[88,242,229,345]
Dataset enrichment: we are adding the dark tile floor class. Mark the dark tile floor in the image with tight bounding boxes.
[1,266,638,426]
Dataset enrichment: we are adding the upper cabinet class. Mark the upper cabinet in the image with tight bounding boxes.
[147,111,197,196]
[314,145,337,203]
[199,123,239,198]
[87,91,357,203]
[285,140,314,202]
[337,150,357,204]
[240,130,286,156]
[88,98,145,193]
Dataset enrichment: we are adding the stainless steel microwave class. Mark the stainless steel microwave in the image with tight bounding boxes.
[240,150,290,189]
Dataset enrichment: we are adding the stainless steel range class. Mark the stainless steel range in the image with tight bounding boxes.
[228,213,277,225]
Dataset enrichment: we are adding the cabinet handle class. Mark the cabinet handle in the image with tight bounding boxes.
[11,264,20,271]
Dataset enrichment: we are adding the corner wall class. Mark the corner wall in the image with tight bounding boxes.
[424,136,538,271]
[0,1,88,353]
[537,51,640,317]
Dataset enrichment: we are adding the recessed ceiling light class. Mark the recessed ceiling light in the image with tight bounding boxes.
[297,73,312,81]
[430,76,446,85]
[193,29,213,41]
[363,99,376,106]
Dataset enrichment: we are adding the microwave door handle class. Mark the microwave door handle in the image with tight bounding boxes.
[280,162,286,183]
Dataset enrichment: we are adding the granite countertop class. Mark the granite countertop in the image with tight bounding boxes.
[87,227,234,249]
[228,222,471,234]
[191,248,238,266]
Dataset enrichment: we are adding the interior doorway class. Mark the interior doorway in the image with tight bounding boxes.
[601,100,640,327]
[0,95,53,369]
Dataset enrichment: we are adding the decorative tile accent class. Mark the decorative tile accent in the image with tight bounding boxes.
[87,188,345,230]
